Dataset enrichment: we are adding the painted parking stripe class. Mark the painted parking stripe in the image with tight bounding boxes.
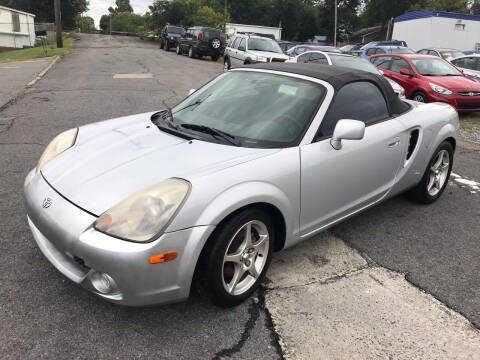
[451,172,480,194]
[113,73,153,79]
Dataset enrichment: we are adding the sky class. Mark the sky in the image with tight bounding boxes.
[87,0,151,28]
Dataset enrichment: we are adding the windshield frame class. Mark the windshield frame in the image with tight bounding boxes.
[166,26,185,35]
[160,70,328,148]
[329,55,381,75]
[410,57,463,76]
[247,38,283,54]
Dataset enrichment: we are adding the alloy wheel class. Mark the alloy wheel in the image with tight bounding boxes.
[222,220,269,296]
[413,94,426,102]
[427,149,450,196]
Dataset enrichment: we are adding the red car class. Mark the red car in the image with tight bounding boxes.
[369,53,480,112]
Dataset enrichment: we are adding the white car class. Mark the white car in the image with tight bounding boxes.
[450,55,480,80]
[287,51,405,98]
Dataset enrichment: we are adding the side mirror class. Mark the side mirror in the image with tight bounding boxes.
[330,119,365,150]
[188,89,196,95]
[400,69,412,76]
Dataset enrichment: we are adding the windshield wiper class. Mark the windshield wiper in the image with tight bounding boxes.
[180,124,240,146]
[173,94,212,114]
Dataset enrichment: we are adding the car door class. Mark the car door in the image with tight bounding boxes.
[236,38,247,65]
[387,57,415,91]
[300,81,406,236]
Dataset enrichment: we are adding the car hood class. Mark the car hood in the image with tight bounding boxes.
[248,50,289,59]
[426,75,480,91]
[41,112,279,216]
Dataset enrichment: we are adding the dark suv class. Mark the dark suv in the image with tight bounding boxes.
[176,26,225,61]
[160,25,185,51]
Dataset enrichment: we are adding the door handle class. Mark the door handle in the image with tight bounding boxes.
[388,137,400,147]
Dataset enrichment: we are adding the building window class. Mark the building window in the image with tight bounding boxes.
[11,12,20,32]
[454,23,465,31]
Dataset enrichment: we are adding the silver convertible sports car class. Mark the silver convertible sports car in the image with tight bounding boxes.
[24,64,458,307]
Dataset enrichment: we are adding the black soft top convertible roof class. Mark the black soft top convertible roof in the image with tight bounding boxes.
[242,63,410,116]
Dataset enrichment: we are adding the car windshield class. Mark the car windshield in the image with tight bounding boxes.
[319,47,342,53]
[167,26,184,35]
[411,58,462,76]
[440,50,464,58]
[247,38,282,53]
[388,47,414,54]
[340,45,354,52]
[170,71,325,148]
[329,55,380,74]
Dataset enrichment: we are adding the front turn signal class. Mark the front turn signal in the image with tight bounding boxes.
[149,251,178,264]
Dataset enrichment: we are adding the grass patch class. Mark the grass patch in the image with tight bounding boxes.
[0,37,74,63]
[461,112,480,125]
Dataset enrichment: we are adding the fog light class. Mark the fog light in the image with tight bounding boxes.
[90,271,117,294]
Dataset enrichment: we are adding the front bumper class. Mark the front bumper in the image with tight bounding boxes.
[24,169,215,306]
[427,91,480,112]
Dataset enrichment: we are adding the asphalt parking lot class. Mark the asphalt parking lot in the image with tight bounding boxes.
[1,34,479,359]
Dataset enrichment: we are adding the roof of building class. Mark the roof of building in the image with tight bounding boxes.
[240,63,409,115]
[395,10,480,23]
[0,5,35,17]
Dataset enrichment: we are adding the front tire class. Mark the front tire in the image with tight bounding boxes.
[411,91,428,103]
[196,209,274,307]
[223,57,231,71]
[409,141,453,204]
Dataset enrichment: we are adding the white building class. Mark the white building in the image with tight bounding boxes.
[225,23,282,41]
[392,10,480,51]
[0,5,35,49]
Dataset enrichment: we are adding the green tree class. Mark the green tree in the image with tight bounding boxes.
[193,6,228,30]
[115,0,133,13]
[0,0,89,29]
[100,14,111,33]
[472,0,480,14]
[410,0,469,13]
[76,15,95,33]
[111,12,145,33]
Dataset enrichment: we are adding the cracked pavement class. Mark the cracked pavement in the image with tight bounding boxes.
[1,34,480,359]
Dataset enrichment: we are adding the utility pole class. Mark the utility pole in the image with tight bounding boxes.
[334,0,337,47]
[54,0,63,48]
[224,0,227,31]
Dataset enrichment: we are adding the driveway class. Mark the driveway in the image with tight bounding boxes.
[0,34,479,359]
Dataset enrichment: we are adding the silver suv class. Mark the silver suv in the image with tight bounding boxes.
[223,34,290,71]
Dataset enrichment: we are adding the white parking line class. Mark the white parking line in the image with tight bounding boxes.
[113,73,153,79]
[451,172,480,194]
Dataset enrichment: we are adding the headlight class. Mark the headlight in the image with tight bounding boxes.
[170,36,174,40]
[94,178,191,242]
[36,128,78,173]
[429,83,452,95]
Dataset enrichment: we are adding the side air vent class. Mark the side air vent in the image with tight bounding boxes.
[406,129,419,160]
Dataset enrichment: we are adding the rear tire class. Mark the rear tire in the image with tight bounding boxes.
[195,208,274,307]
[411,91,428,103]
[408,141,453,204]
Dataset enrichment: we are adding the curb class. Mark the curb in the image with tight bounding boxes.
[26,56,60,88]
